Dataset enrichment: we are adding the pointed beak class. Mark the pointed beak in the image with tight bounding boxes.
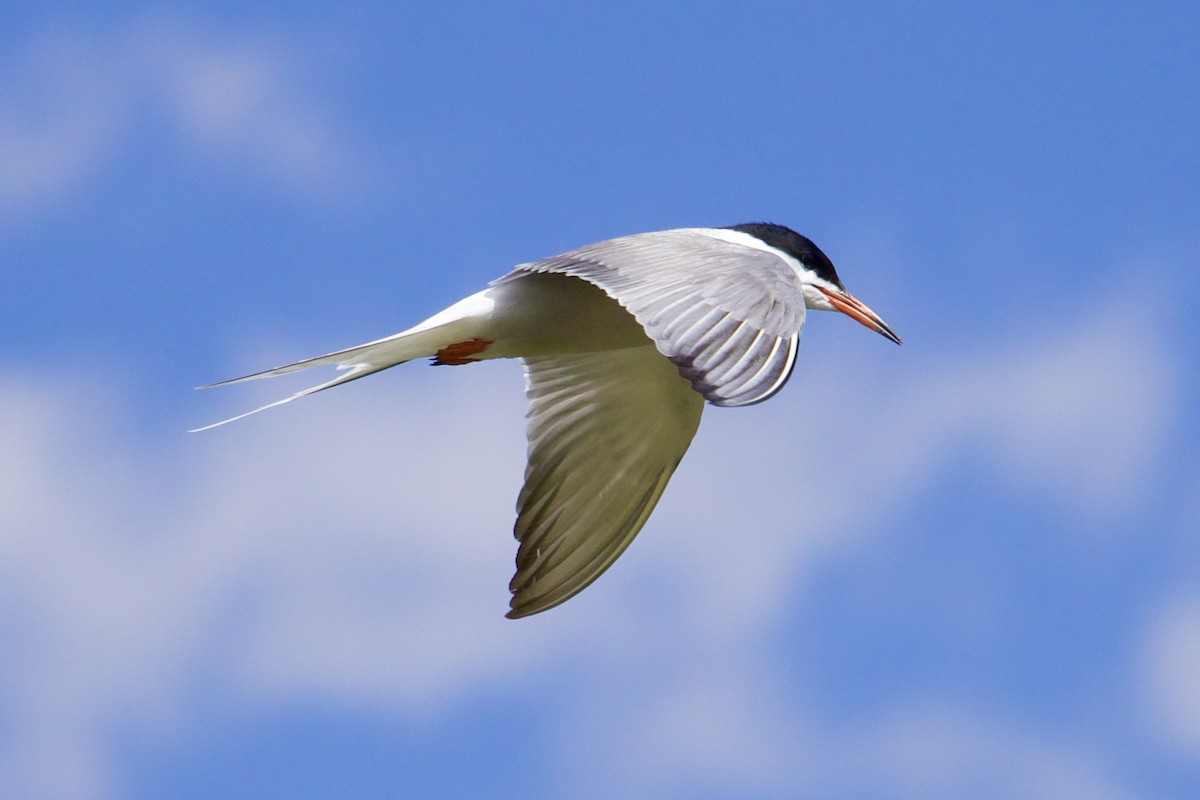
[818,286,903,345]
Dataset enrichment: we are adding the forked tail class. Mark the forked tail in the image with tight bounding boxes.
[191,326,443,431]
[193,289,500,431]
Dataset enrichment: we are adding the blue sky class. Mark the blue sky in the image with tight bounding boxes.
[2,3,1198,798]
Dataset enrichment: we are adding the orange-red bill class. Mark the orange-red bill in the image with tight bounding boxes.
[819,287,903,345]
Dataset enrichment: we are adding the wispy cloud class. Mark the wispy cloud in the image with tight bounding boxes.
[0,289,1179,798]
[1140,587,1200,758]
[0,18,361,223]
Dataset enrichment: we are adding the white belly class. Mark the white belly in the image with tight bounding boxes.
[477,272,653,358]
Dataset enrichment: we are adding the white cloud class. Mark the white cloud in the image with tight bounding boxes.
[1140,588,1200,757]
[0,291,1178,798]
[954,306,1171,513]
[0,34,124,217]
[861,703,1137,800]
[0,18,360,222]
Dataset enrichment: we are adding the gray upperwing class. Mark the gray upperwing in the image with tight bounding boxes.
[497,228,807,407]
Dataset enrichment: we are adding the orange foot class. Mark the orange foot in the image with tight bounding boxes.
[433,337,494,366]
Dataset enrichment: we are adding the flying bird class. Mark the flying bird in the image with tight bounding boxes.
[195,223,901,618]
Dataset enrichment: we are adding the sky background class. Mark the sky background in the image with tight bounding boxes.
[1,2,1198,798]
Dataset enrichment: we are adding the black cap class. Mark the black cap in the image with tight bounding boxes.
[725,223,844,290]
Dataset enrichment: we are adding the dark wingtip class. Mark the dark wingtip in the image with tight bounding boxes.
[505,604,534,620]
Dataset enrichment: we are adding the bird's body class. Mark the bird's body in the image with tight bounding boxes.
[197,224,901,617]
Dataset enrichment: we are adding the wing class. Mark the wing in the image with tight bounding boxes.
[497,228,808,407]
[508,345,704,618]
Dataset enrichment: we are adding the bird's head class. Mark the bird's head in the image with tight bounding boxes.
[728,222,903,345]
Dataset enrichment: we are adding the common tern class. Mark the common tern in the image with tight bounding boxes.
[196,223,902,618]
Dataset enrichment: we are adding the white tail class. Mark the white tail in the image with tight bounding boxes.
[192,291,497,431]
